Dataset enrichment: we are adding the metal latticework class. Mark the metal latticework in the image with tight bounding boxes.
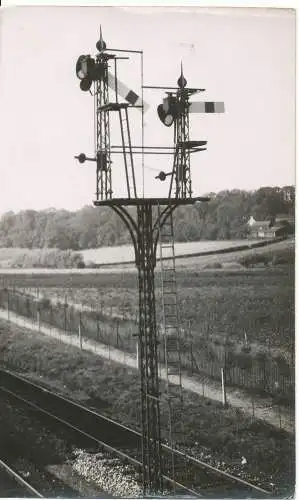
[104,200,179,494]
[76,30,223,496]
[137,202,163,493]
[169,91,192,199]
[94,57,112,201]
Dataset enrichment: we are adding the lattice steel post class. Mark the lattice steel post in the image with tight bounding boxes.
[94,50,112,201]
[137,202,163,494]
[75,30,223,496]
[174,92,191,198]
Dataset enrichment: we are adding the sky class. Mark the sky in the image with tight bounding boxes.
[0,5,295,214]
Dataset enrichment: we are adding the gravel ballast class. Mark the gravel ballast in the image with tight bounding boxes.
[72,450,142,497]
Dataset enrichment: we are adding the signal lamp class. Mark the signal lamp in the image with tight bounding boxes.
[76,55,96,90]
[157,104,174,127]
[80,78,93,92]
[75,153,87,164]
[76,55,89,79]
[157,95,178,127]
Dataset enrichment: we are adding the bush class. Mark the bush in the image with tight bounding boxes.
[38,297,51,310]
[203,262,222,269]
[271,251,295,266]
[241,345,252,354]
[8,249,85,269]
[222,261,244,269]
[274,354,291,376]
[255,350,268,365]
[234,351,252,370]
[76,260,86,269]
[239,253,270,268]
[85,260,99,269]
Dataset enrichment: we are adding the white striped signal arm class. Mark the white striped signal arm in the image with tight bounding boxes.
[107,71,149,112]
[189,101,225,113]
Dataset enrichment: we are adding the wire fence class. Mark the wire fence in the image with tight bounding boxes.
[0,286,294,416]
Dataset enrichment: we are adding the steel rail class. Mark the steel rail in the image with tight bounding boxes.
[0,458,44,498]
[0,369,272,497]
[0,380,202,498]
[162,445,271,496]
[0,385,141,467]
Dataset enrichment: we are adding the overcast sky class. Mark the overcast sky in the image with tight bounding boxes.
[0,6,295,214]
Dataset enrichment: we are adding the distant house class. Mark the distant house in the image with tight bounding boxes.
[247,215,293,239]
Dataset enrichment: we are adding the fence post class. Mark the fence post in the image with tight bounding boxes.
[221,367,227,407]
[188,320,194,374]
[7,290,10,322]
[136,341,139,370]
[37,310,40,332]
[64,295,67,334]
[252,398,255,418]
[79,312,82,350]
[97,313,100,343]
[116,320,119,347]
[278,404,282,429]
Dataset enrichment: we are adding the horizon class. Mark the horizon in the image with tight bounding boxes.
[0,6,295,214]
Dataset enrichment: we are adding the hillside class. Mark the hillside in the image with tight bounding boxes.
[0,186,294,250]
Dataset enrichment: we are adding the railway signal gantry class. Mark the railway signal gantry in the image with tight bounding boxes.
[75,28,224,495]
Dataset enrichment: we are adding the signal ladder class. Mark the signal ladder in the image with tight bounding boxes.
[118,105,137,198]
[157,205,187,485]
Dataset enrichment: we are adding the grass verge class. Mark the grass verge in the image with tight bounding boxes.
[0,318,294,496]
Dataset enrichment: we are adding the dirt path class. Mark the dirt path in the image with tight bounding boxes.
[0,308,294,433]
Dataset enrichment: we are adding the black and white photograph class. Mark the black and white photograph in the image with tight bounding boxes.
[0,4,295,498]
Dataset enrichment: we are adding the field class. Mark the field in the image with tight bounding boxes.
[0,240,295,494]
[0,237,288,272]
[81,239,260,265]
[0,239,294,402]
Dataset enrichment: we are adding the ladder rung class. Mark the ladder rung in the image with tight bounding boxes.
[166,355,180,362]
[167,383,181,389]
[167,388,182,396]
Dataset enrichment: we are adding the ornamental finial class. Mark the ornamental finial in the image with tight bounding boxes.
[177,61,187,88]
[96,25,107,52]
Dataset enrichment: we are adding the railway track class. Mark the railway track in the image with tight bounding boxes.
[0,458,43,498]
[0,368,271,498]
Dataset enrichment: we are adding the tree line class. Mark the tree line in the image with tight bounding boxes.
[0,186,294,250]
